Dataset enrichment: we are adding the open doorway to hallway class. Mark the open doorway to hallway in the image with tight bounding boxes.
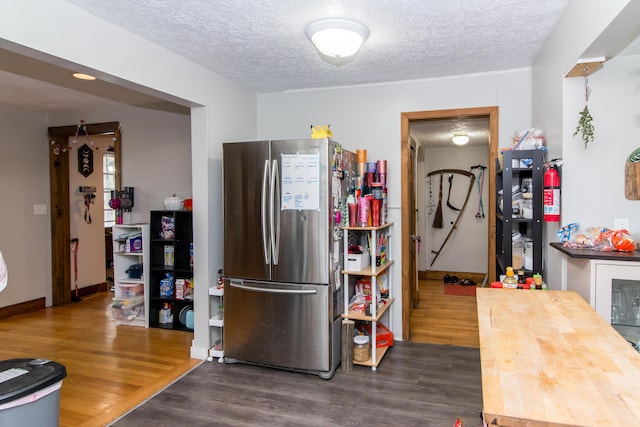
[400,107,498,341]
[49,122,121,306]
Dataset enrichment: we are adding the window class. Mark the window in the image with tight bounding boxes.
[103,151,116,227]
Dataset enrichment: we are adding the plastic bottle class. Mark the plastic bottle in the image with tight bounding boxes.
[533,273,544,290]
[502,267,518,289]
[160,303,171,324]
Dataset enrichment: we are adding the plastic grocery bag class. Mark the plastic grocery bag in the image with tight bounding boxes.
[0,250,7,292]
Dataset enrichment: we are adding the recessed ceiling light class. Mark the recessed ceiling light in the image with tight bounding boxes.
[452,133,470,145]
[73,73,96,81]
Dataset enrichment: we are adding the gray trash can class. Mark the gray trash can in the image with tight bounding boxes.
[0,358,67,427]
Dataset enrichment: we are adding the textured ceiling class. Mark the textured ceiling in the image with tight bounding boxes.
[66,0,571,93]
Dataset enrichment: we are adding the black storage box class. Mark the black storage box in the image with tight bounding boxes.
[126,263,144,279]
[0,358,67,427]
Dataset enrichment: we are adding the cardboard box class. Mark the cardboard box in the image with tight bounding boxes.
[126,236,142,253]
[359,321,394,348]
[346,252,370,271]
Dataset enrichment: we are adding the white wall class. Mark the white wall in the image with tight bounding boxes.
[1,0,257,359]
[51,106,193,221]
[563,53,640,232]
[257,69,532,336]
[532,0,640,290]
[422,145,489,275]
[0,105,51,307]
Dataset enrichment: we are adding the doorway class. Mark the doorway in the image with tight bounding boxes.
[400,107,498,340]
[48,122,121,306]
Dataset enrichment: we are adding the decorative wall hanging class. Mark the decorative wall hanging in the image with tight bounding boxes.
[573,64,595,149]
[78,143,94,177]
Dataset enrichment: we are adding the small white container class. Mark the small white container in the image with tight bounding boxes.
[164,195,184,210]
[346,252,370,271]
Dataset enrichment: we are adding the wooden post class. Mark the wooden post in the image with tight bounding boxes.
[341,319,354,373]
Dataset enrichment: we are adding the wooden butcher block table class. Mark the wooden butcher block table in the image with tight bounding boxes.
[477,288,640,427]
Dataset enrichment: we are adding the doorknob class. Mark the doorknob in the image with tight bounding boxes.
[411,235,421,253]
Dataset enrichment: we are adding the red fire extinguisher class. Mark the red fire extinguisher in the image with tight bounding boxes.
[543,159,561,222]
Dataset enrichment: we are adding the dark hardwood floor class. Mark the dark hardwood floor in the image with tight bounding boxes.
[113,278,483,426]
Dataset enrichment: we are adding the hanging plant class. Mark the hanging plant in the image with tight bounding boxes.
[573,65,595,149]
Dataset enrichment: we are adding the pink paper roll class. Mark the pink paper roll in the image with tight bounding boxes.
[377,160,387,174]
[358,197,370,227]
[378,173,387,189]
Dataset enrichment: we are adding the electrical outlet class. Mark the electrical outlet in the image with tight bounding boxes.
[33,204,47,215]
[614,218,629,230]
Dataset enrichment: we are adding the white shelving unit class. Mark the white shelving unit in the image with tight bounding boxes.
[342,222,394,370]
[208,285,224,362]
[111,223,149,327]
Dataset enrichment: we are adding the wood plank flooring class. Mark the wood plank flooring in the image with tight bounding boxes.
[0,292,199,427]
[113,341,483,427]
[410,279,480,348]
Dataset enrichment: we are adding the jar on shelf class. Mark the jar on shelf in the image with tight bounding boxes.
[353,335,370,362]
[512,232,523,270]
[524,237,533,271]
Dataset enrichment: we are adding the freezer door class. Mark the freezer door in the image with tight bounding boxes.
[224,279,331,372]
[270,138,330,284]
[223,141,272,281]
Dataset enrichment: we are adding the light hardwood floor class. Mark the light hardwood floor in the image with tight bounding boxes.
[410,278,480,348]
[0,292,199,427]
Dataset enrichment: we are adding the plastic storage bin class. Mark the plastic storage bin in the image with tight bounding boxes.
[0,358,66,427]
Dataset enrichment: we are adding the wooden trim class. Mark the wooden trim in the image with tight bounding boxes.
[400,106,498,340]
[71,282,110,300]
[0,297,46,320]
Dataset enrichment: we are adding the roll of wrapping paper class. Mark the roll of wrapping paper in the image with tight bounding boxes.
[358,196,370,227]
[378,173,387,188]
[356,149,367,163]
[371,198,381,227]
[377,159,387,174]
[377,160,387,188]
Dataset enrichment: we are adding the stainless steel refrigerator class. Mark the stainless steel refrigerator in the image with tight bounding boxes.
[222,138,354,379]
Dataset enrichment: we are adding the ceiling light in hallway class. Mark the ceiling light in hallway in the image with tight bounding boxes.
[452,133,470,145]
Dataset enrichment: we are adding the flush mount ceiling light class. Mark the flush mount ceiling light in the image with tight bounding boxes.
[73,72,96,81]
[305,18,369,65]
[452,133,470,145]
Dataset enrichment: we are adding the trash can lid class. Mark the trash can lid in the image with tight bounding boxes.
[0,359,67,404]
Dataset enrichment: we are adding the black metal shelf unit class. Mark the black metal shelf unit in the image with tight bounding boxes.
[149,210,193,331]
[496,149,545,278]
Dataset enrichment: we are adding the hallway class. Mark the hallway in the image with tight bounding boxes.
[410,278,480,348]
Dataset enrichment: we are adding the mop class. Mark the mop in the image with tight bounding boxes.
[71,238,81,302]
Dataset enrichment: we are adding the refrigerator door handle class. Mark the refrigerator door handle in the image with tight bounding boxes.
[229,281,317,295]
[270,159,281,265]
[261,159,271,264]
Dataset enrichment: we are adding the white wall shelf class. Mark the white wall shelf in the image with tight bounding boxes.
[111,223,149,328]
